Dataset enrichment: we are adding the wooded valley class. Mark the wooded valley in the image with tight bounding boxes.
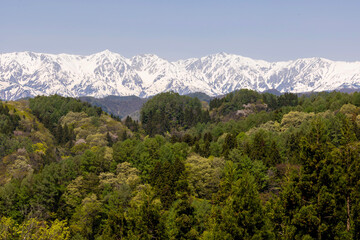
[1,90,360,239]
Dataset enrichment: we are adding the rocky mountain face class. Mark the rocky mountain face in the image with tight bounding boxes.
[1,50,360,100]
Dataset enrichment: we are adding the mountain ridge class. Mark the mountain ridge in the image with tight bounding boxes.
[1,50,360,100]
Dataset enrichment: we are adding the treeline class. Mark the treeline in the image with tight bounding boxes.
[29,95,102,131]
[209,89,298,113]
[1,91,360,239]
[0,101,25,160]
[140,92,210,136]
[0,101,20,135]
[209,89,360,116]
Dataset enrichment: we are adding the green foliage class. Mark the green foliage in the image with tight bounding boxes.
[185,155,225,199]
[166,196,199,240]
[203,173,270,239]
[112,139,138,164]
[228,149,269,191]
[0,216,70,240]
[2,91,360,239]
[210,89,262,113]
[209,89,298,119]
[29,95,103,146]
[124,115,139,132]
[126,184,164,239]
[0,104,20,135]
[141,92,209,136]
[150,158,186,209]
[70,194,103,239]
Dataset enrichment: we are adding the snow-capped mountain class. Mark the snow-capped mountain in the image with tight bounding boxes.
[1,50,360,100]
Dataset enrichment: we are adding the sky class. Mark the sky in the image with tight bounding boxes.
[0,0,359,62]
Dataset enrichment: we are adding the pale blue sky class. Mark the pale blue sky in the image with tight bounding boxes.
[0,0,359,61]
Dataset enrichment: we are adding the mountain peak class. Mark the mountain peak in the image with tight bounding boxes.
[94,49,117,57]
[206,52,230,58]
[218,52,229,56]
[132,53,160,60]
[100,49,112,54]
[1,51,360,101]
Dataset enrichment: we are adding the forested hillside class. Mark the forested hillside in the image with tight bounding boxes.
[1,91,360,239]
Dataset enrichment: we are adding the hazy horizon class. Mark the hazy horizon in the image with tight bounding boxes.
[1,0,359,62]
[2,49,360,63]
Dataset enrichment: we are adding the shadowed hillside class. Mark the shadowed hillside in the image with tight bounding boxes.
[79,95,148,118]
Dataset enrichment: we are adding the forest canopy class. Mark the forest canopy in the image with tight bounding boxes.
[1,90,360,239]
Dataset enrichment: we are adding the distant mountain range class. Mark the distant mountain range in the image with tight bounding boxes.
[1,50,360,101]
[79,95,147,119]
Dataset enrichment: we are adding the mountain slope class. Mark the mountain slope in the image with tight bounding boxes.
[79,95,147,118]
[1,50,360,100]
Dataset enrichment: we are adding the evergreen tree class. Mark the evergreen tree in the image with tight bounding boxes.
[222,134,236,159]
[203,173,271,239]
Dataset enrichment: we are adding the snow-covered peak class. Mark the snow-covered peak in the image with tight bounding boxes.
[1,51,360,101]
[99,49,112,54]
[130,54,169,69]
